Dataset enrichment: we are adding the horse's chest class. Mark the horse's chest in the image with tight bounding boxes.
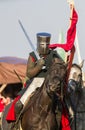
[27,109,57,130]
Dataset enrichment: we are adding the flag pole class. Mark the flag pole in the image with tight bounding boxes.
[65,0,75,63]
[75,32,82,64]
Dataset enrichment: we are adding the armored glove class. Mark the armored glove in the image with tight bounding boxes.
[37,58,45,67]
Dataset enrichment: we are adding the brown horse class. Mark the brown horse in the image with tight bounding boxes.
[1,58,67,130]
[20,58,67,130]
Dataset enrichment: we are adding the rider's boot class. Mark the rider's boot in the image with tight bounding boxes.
[15,100,23,119]
[14,77,29,118]
[14,77,45,119]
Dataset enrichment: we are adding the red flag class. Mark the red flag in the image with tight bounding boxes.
[49,8,78,51]
[6,95,21,121]
[0,99,5,112]
[61,105,71,130]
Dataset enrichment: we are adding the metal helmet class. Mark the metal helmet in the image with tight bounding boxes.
[36,32,51,55]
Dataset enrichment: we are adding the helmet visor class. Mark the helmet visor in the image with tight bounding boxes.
[37,32,51,55]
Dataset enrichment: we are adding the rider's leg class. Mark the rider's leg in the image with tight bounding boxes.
[15,77,45,117]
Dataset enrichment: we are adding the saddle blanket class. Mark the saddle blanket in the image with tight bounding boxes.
[6,77,45,121]
[20,77,45,104]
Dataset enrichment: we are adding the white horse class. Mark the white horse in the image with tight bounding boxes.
[66,62,85,130]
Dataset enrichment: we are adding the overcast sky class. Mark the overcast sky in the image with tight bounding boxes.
[0,0,85,69]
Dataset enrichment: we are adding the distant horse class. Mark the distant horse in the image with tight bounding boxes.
[1,58,67,130]
[66,63,85,130]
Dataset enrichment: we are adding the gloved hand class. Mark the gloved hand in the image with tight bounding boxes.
[37,58,45,67]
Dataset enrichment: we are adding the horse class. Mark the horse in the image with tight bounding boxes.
[66,62,85,130]
[1,58,67,130]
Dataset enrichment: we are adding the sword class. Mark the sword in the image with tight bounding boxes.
[18,19,40,60]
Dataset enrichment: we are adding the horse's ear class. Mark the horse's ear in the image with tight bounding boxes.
[79,60,84,68]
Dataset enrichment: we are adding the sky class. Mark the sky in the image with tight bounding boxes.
[0,0,85,69]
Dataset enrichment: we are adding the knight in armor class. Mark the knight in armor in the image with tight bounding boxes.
[15,32,62,117]
[26,32,62,80]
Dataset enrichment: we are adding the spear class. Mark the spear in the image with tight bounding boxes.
[0,84,7,93]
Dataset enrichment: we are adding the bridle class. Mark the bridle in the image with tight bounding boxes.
[46,74,66,101]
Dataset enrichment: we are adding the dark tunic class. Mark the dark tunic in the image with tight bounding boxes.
[30,50,62,78]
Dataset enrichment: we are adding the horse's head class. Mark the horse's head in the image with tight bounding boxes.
[44,58,67,99]
[68,63,83,93]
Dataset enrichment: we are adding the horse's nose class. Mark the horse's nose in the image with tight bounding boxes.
[67,79,77,93]
[74,77,81,83]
